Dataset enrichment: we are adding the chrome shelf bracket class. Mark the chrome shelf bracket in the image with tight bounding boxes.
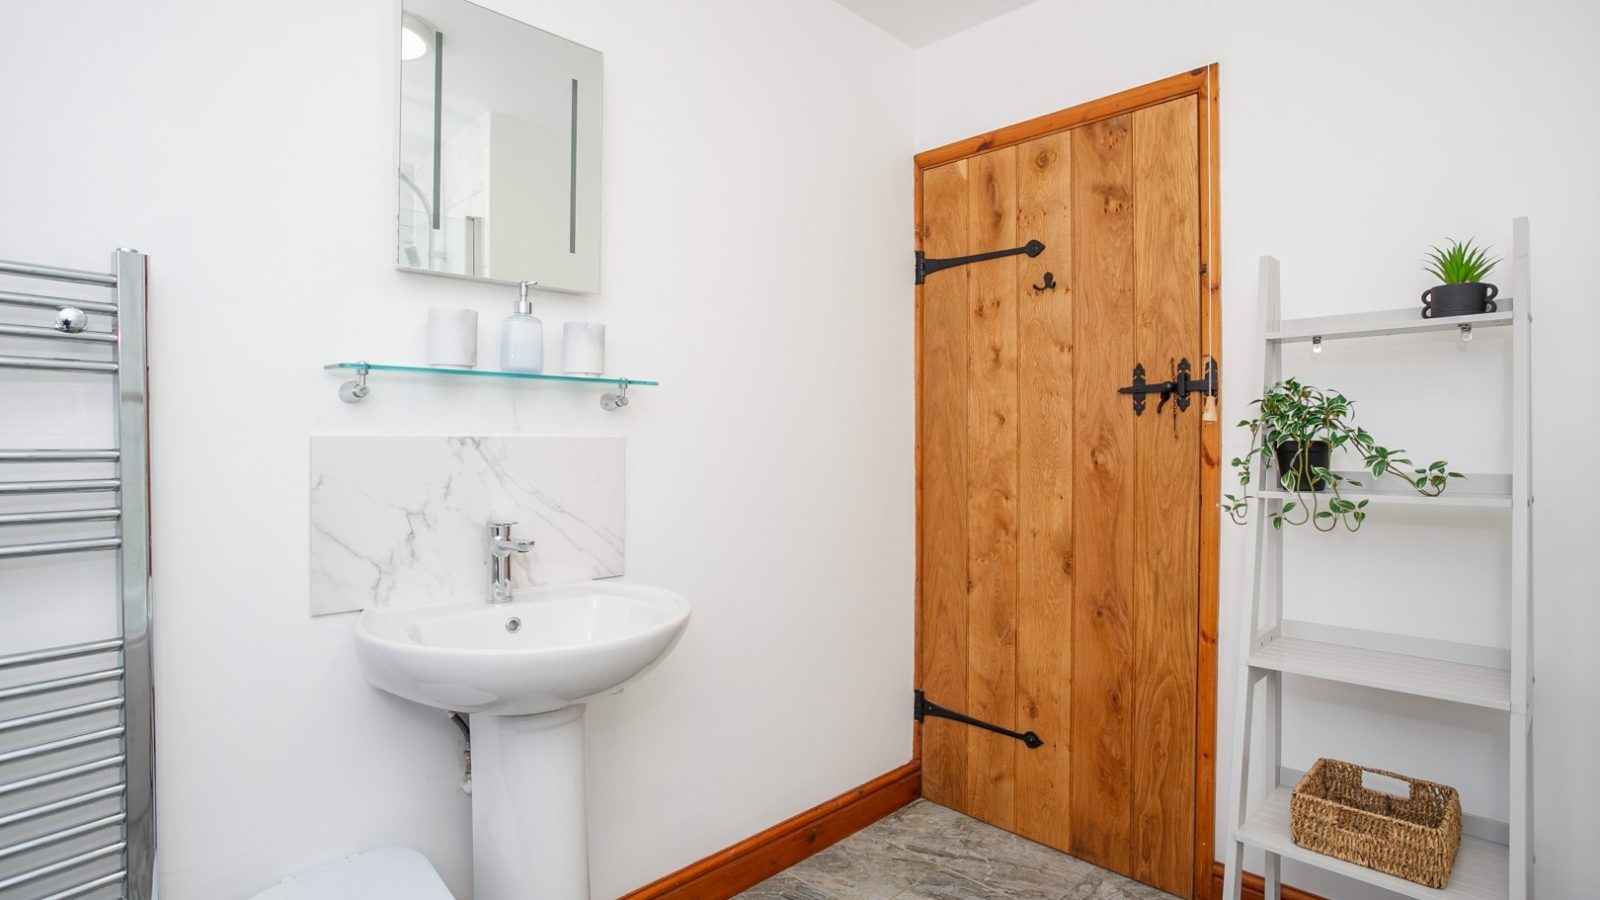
[600,381,630,411]
[338,363,370,404]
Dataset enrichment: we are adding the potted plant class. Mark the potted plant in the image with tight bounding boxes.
[1221,379,1462,532]
[1421,238,1500,318]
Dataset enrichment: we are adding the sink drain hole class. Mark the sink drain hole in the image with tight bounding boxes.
[505,617,522,633]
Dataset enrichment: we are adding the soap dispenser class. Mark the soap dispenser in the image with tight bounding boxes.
[500,281,544,373]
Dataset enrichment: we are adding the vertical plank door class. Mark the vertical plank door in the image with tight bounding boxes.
[1014,129,1074,851]
[916,94,1202,898]
[1068,110,1138,874]
[919,159,971,810]
[1128,96,1200,892]
[962,146,1021,828]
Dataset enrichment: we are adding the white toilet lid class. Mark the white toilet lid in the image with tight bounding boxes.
[250,847,455,900]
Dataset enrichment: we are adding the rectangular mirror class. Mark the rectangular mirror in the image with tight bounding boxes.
[397,0,602,292]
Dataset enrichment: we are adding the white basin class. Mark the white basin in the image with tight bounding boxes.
[355,580,691,716]
[353,580,690,900]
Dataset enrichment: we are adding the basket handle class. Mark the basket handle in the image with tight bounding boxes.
[1361,765,1418,800]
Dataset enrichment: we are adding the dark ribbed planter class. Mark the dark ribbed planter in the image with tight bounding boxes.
[1274,440,1331,492]
[1421,282,1498,318]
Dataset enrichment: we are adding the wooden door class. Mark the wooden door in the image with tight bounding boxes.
[917,93,1206,897]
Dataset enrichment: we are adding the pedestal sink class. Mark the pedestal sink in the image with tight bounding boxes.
[354,581,691,900]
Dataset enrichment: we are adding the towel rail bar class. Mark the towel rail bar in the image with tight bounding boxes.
[0,784,126,829]
[0,755,126,799]
[0,450,119,462]
[0,289,118,316]
[0,698,124,734]
[0,509,121,526]
[0,669,123,702]
[0,537,121,559]
[0,812,127,862]
[38,870,131,900]
[0,323,117,343]
[0,726,126,766]
[0,639,122,670]
[0,354,118,373]
[0,259,117,286]
[0,479,120,494]
[0,841,127,892]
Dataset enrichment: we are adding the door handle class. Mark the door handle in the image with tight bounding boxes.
[1116,357,1217,416]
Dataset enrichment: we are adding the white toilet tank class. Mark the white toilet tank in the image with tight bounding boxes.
[249,847,455,900]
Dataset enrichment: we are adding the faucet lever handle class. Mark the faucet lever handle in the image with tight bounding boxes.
[489,521,534,554]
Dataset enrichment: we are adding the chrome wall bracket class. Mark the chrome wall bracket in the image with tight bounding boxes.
[600,382,629,411]
[338,363,371,404]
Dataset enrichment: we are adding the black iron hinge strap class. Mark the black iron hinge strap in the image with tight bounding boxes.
[915,239,1045,285]
[914,690,1043,749]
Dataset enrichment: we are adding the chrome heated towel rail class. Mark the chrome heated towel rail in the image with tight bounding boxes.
[0,251,152,900]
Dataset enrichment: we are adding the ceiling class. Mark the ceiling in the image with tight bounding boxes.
[831,0,1040,48]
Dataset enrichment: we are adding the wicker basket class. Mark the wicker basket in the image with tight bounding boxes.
[1290,758,1462,889]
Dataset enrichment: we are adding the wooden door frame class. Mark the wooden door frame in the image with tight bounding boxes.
[912,65,1222,900]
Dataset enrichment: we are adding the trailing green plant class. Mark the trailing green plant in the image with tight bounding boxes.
[1220,378,1463,532]
[1424,238,1500,285]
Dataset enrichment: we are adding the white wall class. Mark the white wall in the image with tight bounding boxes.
[916,1,1600,896]
[0,1,914,898]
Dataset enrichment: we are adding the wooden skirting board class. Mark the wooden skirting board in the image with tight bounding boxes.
[619,762,922,900]
[619,759,1322,900]
[1210,862,1326,900]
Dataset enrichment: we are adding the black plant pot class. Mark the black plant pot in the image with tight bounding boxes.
[1273,440,1331,492]
[1421,282,1498,318]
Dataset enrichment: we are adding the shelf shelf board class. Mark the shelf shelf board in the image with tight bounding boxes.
[1247,634,1511,710]
[1238,787,1508,900]
[1257,473,1511,509]
[1267,303,1513,343]
[323,362,658,387]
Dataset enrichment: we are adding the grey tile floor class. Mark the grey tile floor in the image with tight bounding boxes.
[737,800,1181,900]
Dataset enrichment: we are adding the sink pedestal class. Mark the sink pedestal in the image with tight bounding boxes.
[355,583,691,898]
[470,705,590,900]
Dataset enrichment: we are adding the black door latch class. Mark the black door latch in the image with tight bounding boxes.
[914,690,1043,749]
[1116,357,1217,416]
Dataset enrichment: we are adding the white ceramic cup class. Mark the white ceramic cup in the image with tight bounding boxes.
[563,322,605,376]
[427,307,478,368]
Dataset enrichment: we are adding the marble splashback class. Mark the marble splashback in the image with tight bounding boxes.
[309,435,624,616]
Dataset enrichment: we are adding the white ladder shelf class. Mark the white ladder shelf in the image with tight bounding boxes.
[1221,218,1533,900]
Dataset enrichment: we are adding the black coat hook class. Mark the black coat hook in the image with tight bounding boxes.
[1033,271,1056,292]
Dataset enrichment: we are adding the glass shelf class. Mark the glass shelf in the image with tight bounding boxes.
[324,361,656,408]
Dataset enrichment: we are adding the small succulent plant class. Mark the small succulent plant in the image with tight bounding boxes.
[1425,238,1500,285]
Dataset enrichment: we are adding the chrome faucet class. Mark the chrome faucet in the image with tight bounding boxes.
[488,521,534,604]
